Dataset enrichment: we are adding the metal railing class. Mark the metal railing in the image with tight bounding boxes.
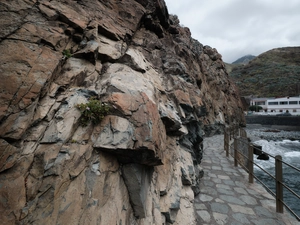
[224,125,300,221]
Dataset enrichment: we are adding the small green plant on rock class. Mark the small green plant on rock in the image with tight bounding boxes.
[70,139,78,143]
[76,97,109,126]
[62,49,72,59]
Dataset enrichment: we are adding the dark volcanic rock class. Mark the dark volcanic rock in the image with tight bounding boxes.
[257,153,270,160]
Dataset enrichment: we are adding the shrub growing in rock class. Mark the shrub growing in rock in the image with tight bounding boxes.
[62,49,72,58]
[76,97,109,126]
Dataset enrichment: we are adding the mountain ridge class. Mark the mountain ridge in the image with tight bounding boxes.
[232,54,256,65]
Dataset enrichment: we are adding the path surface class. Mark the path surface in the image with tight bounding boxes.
[194,135,299,225]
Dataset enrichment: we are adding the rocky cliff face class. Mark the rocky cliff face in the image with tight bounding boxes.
[0,0,245,224]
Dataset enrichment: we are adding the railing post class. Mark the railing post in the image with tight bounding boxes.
[234,138,238,167]
[224,128,226,151]
[275,155,284,213]
[226,130,229,157]
[248,144,254,183]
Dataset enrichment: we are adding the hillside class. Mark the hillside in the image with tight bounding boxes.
[225,55,256,73]
[229,47,300,97]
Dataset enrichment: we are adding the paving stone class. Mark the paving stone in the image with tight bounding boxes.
[216,184,232,190]
[240,195,257,205]
[232,213,251,224]
[199,194,213,202]
[238,168,246,173]
[217,175,230,180]
[222,167,237,172]
[235,181,247,188]
[213,212,228,225]
[228,204,255,215]
[202,166,211,170]
[219,195,245,205]
[212,166,222,170]
[210,202,229,214]
[211,178,222,184]
[217,188,235,196]
[259,199,276,209]
[208,173,217,178]
[254,206,275,218]
[223,180,235,186]
[234,187,248,195]
[247,189,265,199]
[215,198,225,203]
[194,203,207,210]
[202,159,212,163]
[196,210,211,223]
[203,180,215,187]
[200,187,218,196]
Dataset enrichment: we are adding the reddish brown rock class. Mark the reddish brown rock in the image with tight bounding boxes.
[0,0,245,224]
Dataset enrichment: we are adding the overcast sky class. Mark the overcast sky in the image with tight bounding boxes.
[164,0,300,63]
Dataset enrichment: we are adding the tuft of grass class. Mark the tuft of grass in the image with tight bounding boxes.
[70,139,78,143]
[76,97,109,126]
[62,49,72,58]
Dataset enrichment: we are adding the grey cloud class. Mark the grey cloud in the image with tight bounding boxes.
[165,0,300,63]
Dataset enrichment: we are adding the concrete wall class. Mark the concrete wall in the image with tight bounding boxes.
[246,116,300,127]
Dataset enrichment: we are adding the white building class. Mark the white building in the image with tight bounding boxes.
[250,96,300,115]
[250,98,269,110]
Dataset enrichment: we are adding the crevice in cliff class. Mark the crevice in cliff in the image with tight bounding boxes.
[97,24,119,42]
[162,209,179,224]
[179,121,203,165]
[121,163,154,219]
[0,137,20,148]
[142,14,164,38]
[0,162,17,175]
[57,13,84,33]
[95,147,162,166]
[39,38,57,50]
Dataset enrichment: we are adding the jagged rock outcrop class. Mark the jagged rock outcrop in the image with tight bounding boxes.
[0,0,245,224]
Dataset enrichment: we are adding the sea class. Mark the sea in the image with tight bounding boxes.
[246,127,300,219]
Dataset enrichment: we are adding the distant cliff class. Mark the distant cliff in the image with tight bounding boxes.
[229,47,300,97]
[0,0,245,224]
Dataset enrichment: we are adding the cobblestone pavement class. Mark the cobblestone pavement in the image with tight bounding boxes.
[194,135,299,225]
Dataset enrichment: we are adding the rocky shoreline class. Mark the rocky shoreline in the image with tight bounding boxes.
[245,124,300,142]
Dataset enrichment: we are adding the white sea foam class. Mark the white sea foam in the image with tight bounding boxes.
[251,136,300,171]
[285,151,300,158]
[246,128,300,217]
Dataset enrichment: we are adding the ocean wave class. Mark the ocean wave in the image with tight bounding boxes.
[284,151,300,158]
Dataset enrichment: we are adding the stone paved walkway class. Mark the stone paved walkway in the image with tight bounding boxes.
[194,135,299,225]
